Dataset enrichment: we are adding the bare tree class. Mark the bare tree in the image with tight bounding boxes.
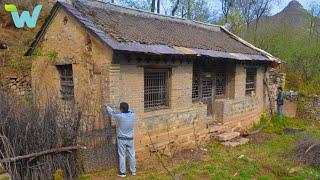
[157,0,161,13]
[235,0,255,28]
[309,2,320,44]
[171,0,180,16]
[151,0,156,12]
[253,0,272,31]
[220,0,234,23]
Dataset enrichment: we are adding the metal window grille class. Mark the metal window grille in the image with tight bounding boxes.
[202,77,212,98]
[57,65,74,100]
[192,68,200,100]
[216,69,226,96]
[245,68,257,96]
[144,69,170,110]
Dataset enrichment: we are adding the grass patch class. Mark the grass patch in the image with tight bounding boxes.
[81,116,320,179]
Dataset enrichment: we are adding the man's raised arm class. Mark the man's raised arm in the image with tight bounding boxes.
[104,104,121,119]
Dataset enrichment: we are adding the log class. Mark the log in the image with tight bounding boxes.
[0,146,84,163]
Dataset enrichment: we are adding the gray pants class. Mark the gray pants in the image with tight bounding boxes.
[277,104,284,119]
[118,138,136,174]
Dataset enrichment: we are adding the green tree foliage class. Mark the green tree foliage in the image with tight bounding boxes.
[243,23,320,94]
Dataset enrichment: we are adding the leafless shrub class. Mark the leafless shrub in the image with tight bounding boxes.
[0,91,81,179]
[293,135,320,167]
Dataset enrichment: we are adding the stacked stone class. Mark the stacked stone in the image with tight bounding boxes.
[267,69,286,114]
[298,95,320,121]
[1,74,31,97]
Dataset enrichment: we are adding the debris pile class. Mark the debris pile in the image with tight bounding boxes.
[293,135,320,167]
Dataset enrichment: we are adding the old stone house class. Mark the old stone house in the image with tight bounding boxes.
[26,0,280,171]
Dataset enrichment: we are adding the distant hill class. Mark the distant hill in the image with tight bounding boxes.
[255,0,316,32]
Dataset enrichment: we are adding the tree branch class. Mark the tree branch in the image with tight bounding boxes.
[0,146,85,163]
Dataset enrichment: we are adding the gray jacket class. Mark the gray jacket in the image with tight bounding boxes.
[106,106,135,139]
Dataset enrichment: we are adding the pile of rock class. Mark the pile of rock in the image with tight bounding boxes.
[210,125,250,147]
[1,75,31,97]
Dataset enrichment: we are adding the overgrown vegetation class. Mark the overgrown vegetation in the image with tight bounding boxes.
[81,115,320,179]
[243,23,320,94]
[0,91,81,180]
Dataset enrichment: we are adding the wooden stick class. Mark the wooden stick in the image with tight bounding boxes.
[305,144,318,154]
[0,146,84,163]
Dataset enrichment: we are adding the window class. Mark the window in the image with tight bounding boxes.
[57,65,74,100]
[202,75,213,98]
[192,67,227,101]
[192,67,200,100]
[144,68,170,110]
[215,69,226,97]
[245,68,257,96]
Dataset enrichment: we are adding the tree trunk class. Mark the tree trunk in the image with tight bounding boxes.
[171,0,180,16]
[187,0,191,19]
[151,0,156,12]
[157,0,160,13]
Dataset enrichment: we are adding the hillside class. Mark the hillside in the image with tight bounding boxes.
[0,0,54,94]
[245,0,320,94]
[255,0,315,32]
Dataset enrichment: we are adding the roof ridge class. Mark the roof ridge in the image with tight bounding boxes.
[76,0,222,31]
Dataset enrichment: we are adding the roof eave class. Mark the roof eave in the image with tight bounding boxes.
[25,1,280,64]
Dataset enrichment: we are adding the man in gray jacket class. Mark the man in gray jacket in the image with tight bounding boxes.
[105,102,136,178]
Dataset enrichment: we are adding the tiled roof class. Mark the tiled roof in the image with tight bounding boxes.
[26,0,280,62]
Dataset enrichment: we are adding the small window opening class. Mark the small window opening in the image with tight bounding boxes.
[57,64,74,100]
[245,68,257,96]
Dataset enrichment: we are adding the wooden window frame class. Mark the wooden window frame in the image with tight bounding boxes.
[192,66,227,102]
[245,68,257,96]
[56,64,74,101]
[144,68,171,111]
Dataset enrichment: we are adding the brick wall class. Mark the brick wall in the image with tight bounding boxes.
[31,7,274,167]
[215,65,266,130]
[107,62,210,156]
[106,61,269,156]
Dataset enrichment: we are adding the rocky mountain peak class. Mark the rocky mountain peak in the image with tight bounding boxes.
[282,0,306,13]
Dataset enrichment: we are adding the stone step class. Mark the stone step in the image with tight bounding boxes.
[217,132,240,141]
[209,125,226,133]
[221,137,249,147]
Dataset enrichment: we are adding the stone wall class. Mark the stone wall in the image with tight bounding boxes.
[297,95,320,121]
[0,73,31,97]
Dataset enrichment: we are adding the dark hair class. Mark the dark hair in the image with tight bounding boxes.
[278,87,283,91]
[120,102,129,113]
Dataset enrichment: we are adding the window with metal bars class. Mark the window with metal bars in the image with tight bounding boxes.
[245,68,257,96]
[192,69,200,100]
[144,69,170,110]
[57,65,74,100]
[202,77,213,98]
[216,69,226,97]
[192,68,227,101]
